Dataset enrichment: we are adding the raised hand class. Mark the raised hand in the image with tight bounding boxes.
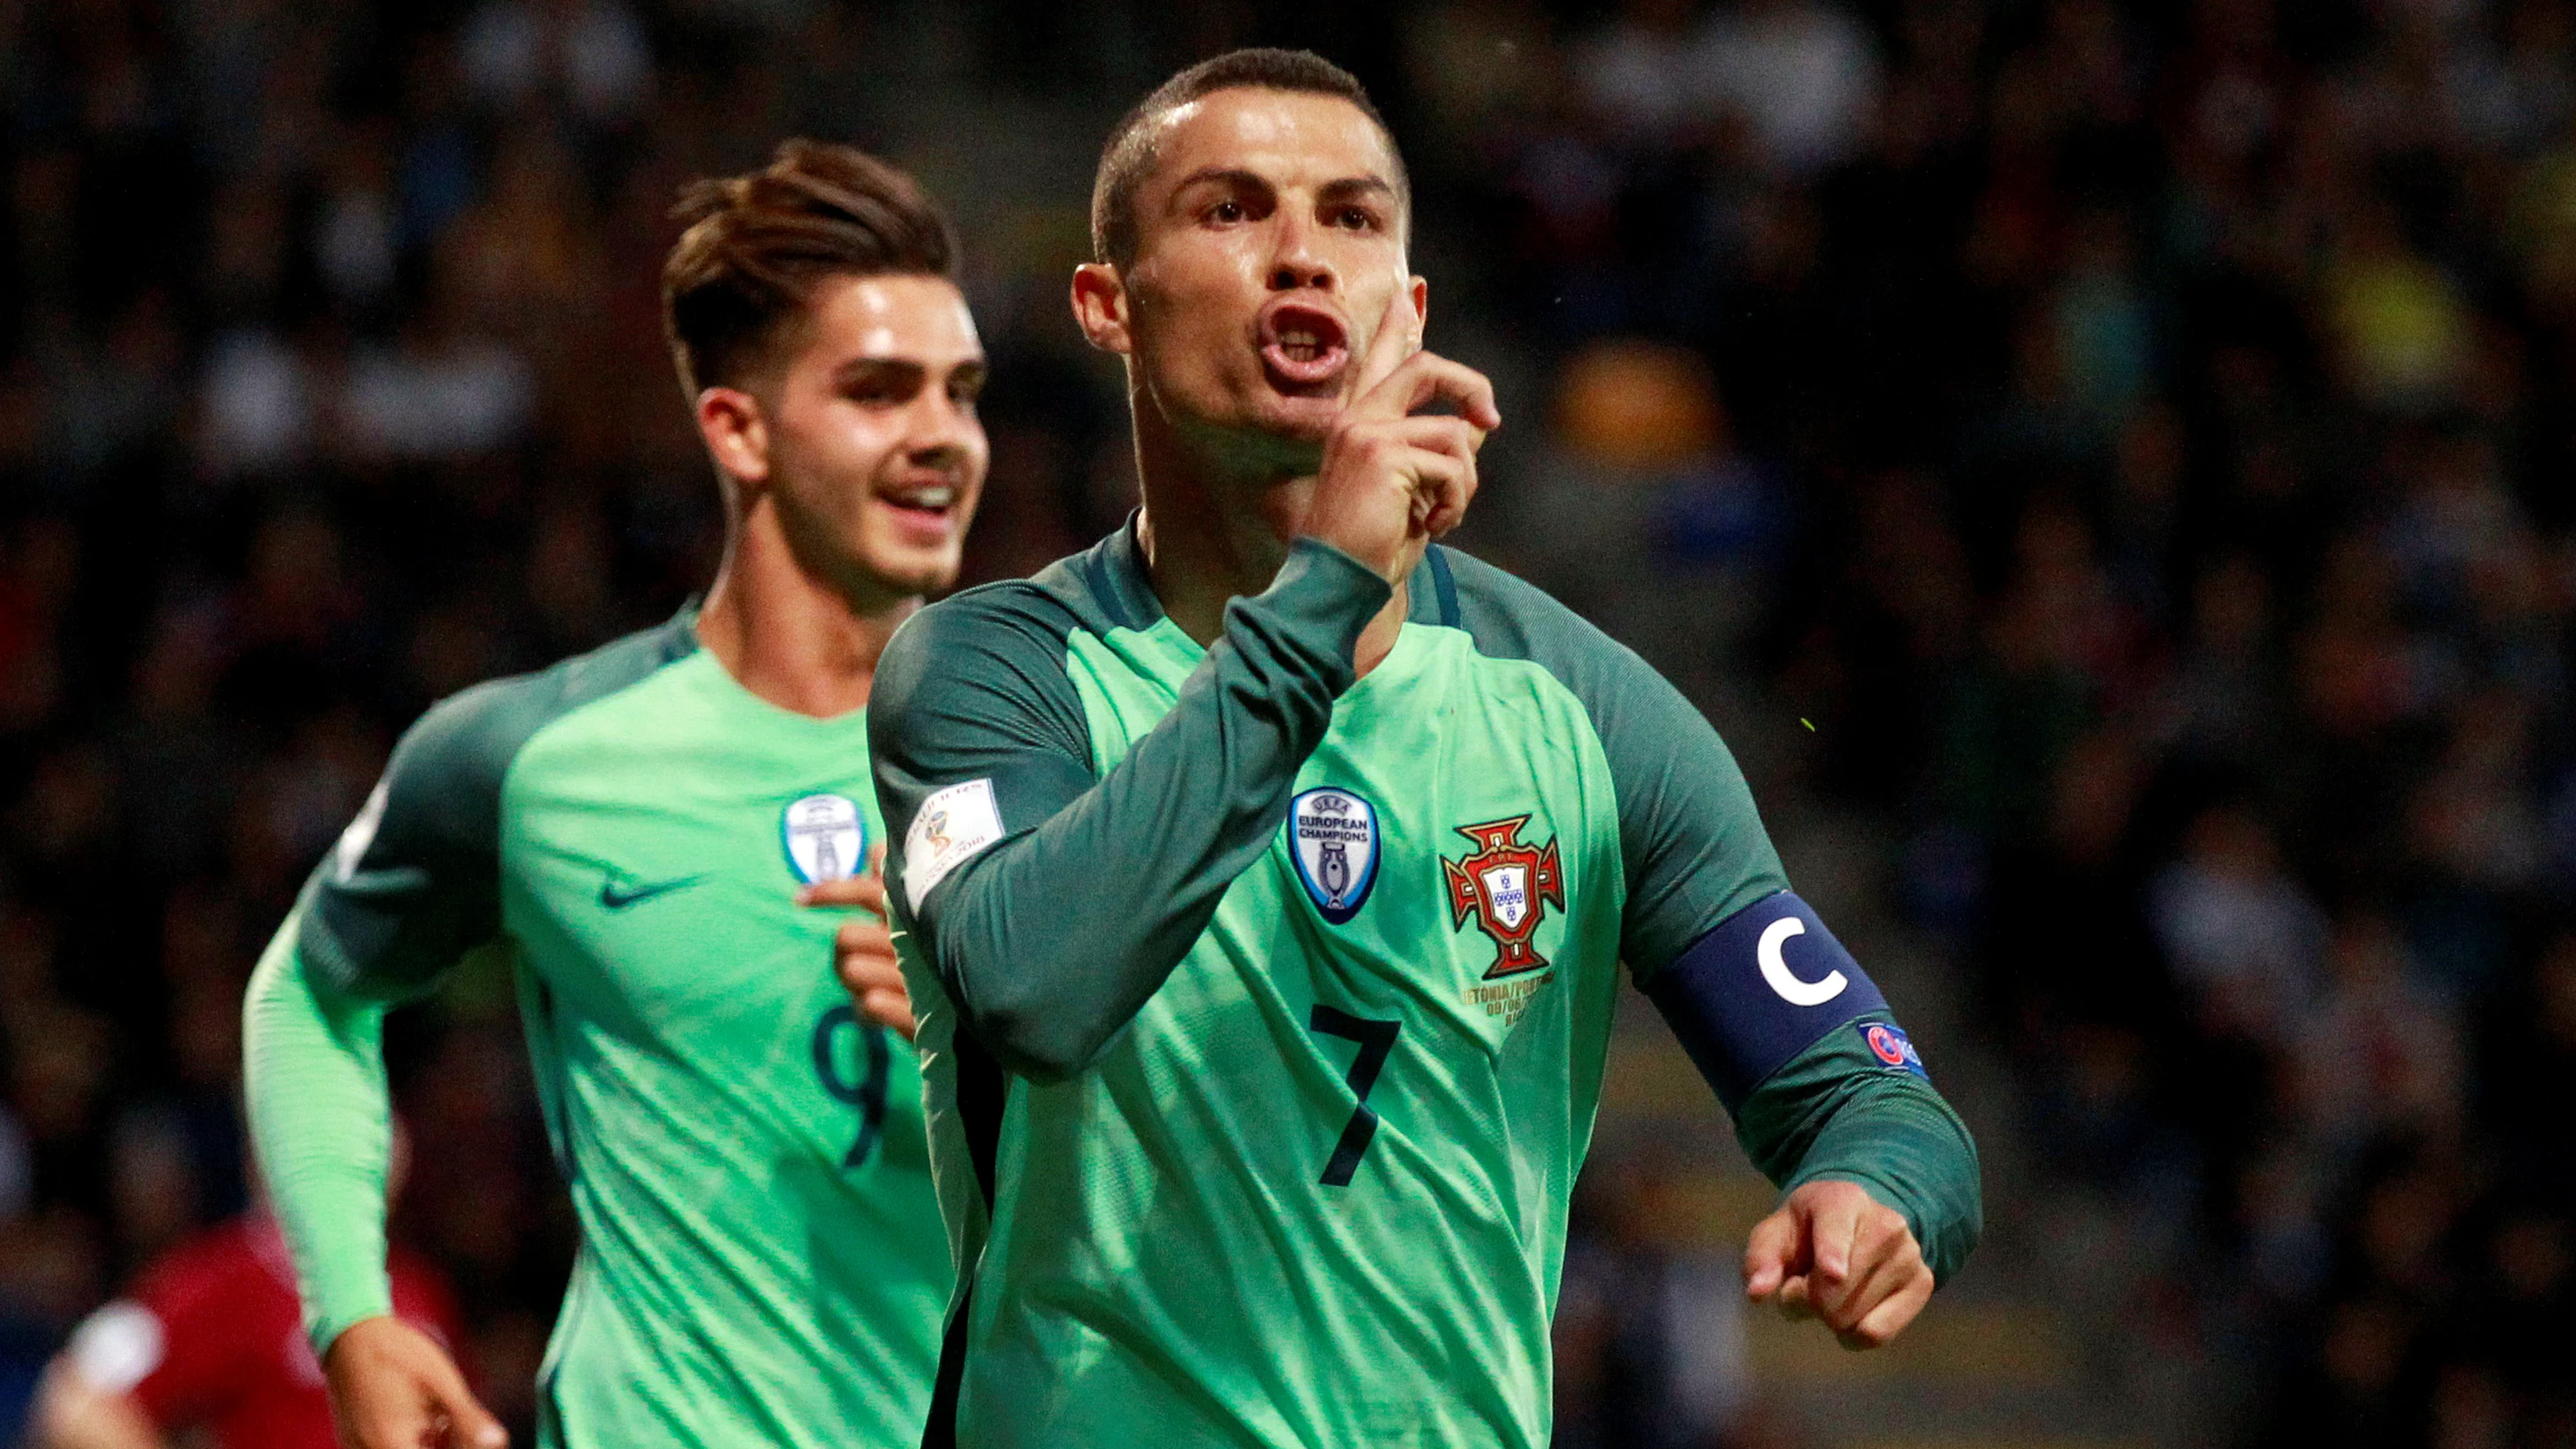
[1299,286,1501,585]
[798,848,916,1042]
[323,1316,506,1449]
[1742,1179,1936,1350]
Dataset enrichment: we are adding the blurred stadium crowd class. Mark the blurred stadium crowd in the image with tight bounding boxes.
[0,0,2571,1445]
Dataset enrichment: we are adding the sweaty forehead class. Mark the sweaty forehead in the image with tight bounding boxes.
[809,273,983,361]
[1145,88,1400,198]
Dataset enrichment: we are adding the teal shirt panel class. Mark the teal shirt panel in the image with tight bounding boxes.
[293,617,951,1449]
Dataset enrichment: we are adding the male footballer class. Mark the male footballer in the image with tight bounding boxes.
[867,50,1981,1447]
[241,140,980,1448]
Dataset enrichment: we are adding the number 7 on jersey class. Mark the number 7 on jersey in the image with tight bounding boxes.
[1308,1005,1401,1187]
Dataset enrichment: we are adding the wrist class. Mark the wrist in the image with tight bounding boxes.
[1241,539,1395,684]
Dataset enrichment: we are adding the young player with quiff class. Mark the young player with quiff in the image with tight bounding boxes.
[241,140,983,1448]
[867,49,1982,1446]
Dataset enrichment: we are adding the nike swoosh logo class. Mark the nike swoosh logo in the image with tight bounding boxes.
[599,875,705,910]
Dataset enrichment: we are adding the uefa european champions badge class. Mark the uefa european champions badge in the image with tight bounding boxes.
[1289,788,1381,924]
[783,794,866,885]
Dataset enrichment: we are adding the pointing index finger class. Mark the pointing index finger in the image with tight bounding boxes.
[1350,283,1417,407]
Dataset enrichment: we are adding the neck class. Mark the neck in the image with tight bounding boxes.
[1130,399,1408,673]
[695,497,917,718]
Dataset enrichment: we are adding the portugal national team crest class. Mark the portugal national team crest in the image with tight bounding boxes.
[782,793,866,884]
[1442,815,1564,978]
[1288,787,1381,924]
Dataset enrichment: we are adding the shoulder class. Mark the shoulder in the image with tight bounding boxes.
[886,534,1137,666]
[1428,545,1663,700]
[386,615,697,803]
[887,577,1085,665]
[877,545,1129,723]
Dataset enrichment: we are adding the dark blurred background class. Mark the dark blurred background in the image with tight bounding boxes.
[1,0,2572,1445]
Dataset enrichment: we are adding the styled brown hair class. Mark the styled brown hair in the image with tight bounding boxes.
[1090,49,1407,269]
[663,138,956,396]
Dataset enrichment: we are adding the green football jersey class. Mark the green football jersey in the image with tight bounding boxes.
[243,613,952,1448]
[870,527,1980,1448]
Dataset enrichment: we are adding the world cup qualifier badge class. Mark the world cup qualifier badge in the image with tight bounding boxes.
[1289,788,1382,923]
[782,794,866,885]
[1442,815,1564,979]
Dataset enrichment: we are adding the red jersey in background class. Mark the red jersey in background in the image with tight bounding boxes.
[63,1214,462,1449]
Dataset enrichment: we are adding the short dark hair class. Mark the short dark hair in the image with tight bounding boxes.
[663,138,956,396]
[1090,49,1407,268]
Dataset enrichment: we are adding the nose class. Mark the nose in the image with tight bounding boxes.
[1266,212,1336,293]
[904,387,983,467]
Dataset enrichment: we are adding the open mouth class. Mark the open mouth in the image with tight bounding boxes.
[878,479,962,538]
[1259,300,1351,390]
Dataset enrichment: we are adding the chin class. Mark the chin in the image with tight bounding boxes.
[850,548,958,601]
[1200,391,1334,467]
[1263,397,1339,441]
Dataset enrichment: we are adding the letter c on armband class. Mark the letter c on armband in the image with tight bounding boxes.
[1757,917,1847,1006]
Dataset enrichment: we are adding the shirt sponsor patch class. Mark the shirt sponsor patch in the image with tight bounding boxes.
[1859,1021,1928,1079]
[903,779,1004,912]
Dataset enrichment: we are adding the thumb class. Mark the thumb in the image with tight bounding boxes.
[1742,1201,1807,1300]
[431,1374,508,1449]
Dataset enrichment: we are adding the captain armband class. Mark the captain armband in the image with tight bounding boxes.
[1639,890,1911,1112]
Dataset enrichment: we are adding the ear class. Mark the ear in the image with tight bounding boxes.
[695,387,769,489]
[1409,275,1428,335]
[1071,263,1133,356]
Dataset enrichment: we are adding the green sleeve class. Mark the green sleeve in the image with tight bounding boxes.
[872,539,1391,1082]
[242,910,399,1354]
[1437,548,1980,1281]
[294,683,521,1001]
[242,677,530,1354]
[1734,1023,1984,1285]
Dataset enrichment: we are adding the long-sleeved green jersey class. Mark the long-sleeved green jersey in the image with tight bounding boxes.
[241,613,951,1448]
[870,525,1981,1449]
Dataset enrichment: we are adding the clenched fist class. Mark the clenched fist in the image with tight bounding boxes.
[1743,1179,1936,1350]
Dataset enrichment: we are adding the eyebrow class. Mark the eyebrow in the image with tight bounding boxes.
[834,356,924,384]
[829,355,987,384]
[1317,176,1397,204]
[1165,167,1271,203]
[1164,167,1397,205]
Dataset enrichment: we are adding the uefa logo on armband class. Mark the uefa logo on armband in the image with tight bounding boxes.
[1861,1022,1929,1079]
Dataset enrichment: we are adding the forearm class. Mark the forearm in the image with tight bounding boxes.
[241,910,399,1355]
[1735,1033,1983,1285]
[919,540,1389,1080]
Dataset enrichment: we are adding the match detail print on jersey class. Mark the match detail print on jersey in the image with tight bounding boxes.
[902,778,1002,910]
[1288,787,1381,924]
